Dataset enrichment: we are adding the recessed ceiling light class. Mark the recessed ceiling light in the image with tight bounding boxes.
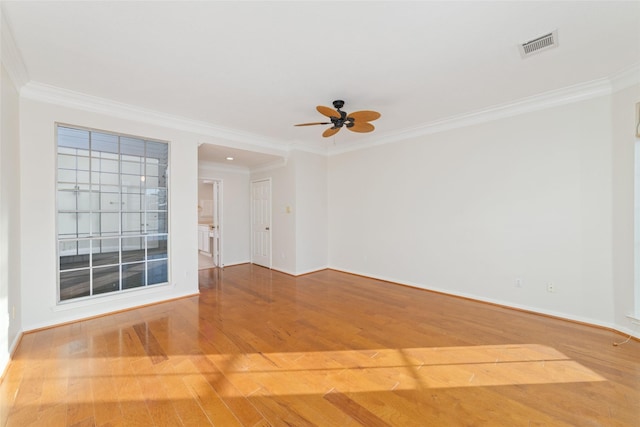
[226,157,234,161]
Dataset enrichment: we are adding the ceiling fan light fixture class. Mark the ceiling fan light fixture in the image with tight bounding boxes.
[295,100,381,137]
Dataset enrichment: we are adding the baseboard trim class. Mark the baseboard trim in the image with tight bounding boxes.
[327,266,639,342]
[222,261,251,268]
[24,292,200,334]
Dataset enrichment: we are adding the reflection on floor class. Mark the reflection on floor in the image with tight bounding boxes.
[198,252,216,270]
[2,264,639,426]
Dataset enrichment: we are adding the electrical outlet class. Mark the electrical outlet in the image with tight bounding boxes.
[546,283,555,293]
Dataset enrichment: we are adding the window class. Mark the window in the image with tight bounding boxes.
[57,125,169,302]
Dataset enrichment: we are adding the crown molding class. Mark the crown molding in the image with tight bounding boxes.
[20,81,291,154]
[285,139,329,156]
[610,62,640,93]
[17,63,636,160]
[0,9,29,88]
[328,76,614,156]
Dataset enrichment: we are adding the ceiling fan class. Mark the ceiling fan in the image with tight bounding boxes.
[295,100,381,137]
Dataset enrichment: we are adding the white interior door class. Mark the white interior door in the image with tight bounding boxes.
[251,179,271,268]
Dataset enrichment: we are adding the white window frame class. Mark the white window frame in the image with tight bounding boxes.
[55,124,170,304]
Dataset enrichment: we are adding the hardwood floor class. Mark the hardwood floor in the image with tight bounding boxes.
[1,264,639,426]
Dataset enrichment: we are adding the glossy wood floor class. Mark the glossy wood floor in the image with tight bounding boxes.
[1,265,639,426]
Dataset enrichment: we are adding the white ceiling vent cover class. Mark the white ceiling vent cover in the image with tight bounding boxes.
[519,30,558,58]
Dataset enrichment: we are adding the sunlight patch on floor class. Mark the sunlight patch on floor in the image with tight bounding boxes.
[209,343,606,396]
[16,344,606,406]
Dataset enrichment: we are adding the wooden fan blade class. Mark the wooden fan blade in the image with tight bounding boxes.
[322,127,341,138]
[347,110,381,122]
[294,122,331,126]
[347,122,375,133]
[317,105,341,118]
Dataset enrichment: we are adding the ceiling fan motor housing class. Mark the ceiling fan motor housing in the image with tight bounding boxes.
[330,100,352,128]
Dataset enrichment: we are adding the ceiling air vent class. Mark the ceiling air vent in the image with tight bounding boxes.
[519,30,558,58]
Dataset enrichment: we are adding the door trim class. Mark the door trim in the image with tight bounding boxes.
[198,177,223,267]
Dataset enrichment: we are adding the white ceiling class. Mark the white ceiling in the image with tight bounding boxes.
[3,1,639,168]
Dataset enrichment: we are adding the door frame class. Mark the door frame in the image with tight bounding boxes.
[251,178,272,268]
[198,177,223,267]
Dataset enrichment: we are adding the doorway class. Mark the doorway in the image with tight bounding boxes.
[251,178,272,268]
[198,179,222,269]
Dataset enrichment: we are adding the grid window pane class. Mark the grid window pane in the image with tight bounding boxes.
[147,142,168,164]
[58,154,76,169]
[124,194,141,211]
[77,156,90,171]
[58,190,76,211]
[95,171,119,186]
[121,160,142,175]
[122,263,146,289]
[122,237,145,263]
[92,132,118,155]
[145,176,159,188]
[121,174,143,191]
[122,212,143,234]
[77,170,90,184]
[58,213,78,236]
[146,162,159,177]
[77,191,92,211]
[121,137,146,157]
[92,238,119,266]
[58,127,89,150]
[147,235,168,260]
[59,240,90,270]
[60,269,90,301]
[57,125,169,303]
[152,211,168,234]
[147,260,167,285]
[58,169,77,183]
[98,212,120,235]
[92,158,118,173]
[145,188,167,210]
[93,266,120,295]
[98,191,119,211]
[158,164,168,187]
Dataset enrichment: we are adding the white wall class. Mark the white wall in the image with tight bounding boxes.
[611,83,640,329]
[1,63,22,373]
[19,98,200,331]
[293,150,328,274]
[329,94,618,327]
[6,65,638,348]
[198,165,251,266]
